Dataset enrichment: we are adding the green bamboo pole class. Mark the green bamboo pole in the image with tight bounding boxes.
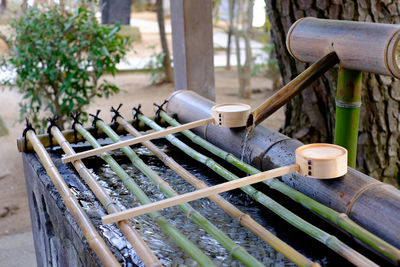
[96,119,264,267]
[51,127,162,267]
[160,110,400,263]
[334,68,362,168]
[117,116,318,267]
[137,111,379,267]
[74,123,215,267]
[160,111,400,262]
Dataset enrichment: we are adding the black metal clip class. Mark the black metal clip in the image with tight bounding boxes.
[133,104,143,122]
[89,110,103,139]
[110,103,123,130]
[154,99,168,118]
[22,118,36,152]
[71,112,82,144]
[46,115,60,150]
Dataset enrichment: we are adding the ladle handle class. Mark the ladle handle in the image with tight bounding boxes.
[247,51,339,128]
[62,117,214,163]
[102,164,299,224]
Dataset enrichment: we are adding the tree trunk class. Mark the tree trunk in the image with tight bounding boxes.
[22,0,27,11]
[156,0,173,83]
[226,0,234,70]
[1,0,7,12]
[234,0,253,99]
[265,0,400,187]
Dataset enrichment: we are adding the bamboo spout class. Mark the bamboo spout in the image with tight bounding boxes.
[246,51,339,128]
[286,17,400,78]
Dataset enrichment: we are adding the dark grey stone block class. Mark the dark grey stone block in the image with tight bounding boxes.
[23,150,142,267]
[101,0,131,25]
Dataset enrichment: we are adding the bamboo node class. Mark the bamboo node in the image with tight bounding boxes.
[228,244,242,258]
[105,200,118,211]
[236,214,250,223]
[336,213,348,223]
[152,214,163,223]
[77,166,86,174]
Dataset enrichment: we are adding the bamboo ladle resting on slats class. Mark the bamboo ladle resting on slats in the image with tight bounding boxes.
[102,143,347,224]
[62,103,252,163]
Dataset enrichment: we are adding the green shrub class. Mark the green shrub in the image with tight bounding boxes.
[144,51,166,84]
[3,5,130,131]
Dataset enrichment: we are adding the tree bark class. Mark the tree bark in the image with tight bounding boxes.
[265,0,400,187]
[156,0,173,83]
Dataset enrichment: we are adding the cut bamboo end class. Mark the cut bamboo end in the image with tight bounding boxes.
[286,17,400,78]
[296,143,347,179]
[211,103,251,128]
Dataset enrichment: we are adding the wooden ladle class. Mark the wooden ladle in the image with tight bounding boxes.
[62,103,251,163]
[102,143,347,224]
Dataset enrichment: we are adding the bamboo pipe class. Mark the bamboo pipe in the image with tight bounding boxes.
[74,123,215,267]
[286,17,400,78]
[334,68,362,168]
[116,116,318,267]
[160,110,400,263]
[137,112,379,267]
[24,130,121,267]
[102,164,299,223]
[17,116,168,153]
[50,127,162,267]
[246,51,339,128]
[96,120,265,267]
[62,118,214,163]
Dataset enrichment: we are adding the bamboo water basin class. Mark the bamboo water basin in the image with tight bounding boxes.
[20,109,397,266]
[22,139,382,266]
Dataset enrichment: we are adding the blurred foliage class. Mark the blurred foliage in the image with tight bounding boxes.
[1,5,130,132]
[131,0,148,12]
[144,50,169,84]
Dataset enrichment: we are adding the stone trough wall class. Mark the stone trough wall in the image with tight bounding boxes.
[23,151,139,267]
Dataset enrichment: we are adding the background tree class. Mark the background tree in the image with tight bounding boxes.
[265,0,400,186]
[0,0,6,12]
[156,0,173,83]
[233,0,254,99]
[226,0,234,70]
[3,5,130,131]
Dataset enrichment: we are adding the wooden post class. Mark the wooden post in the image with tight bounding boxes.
[170,0,215,100]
